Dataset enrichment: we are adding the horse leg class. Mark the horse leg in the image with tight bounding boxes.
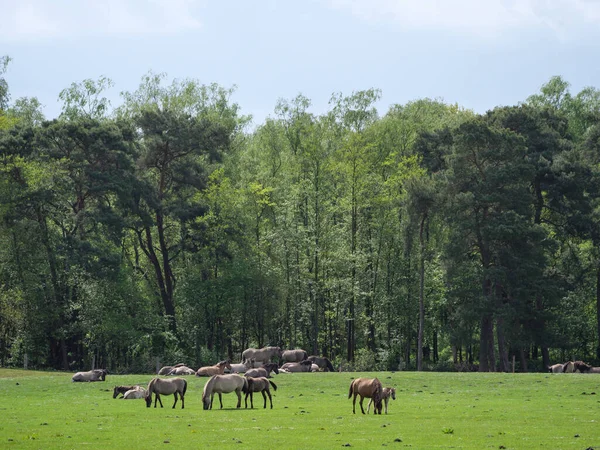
[265,390,273,409]
[210,393,215,410]
[352,393,357,414]
[218,393,223,409]
[359,396,366,415]
[236,389,242,408]
[245,392,249,409]
[181,390,185,409]
[367,398,372,413]
[384,397,388,414]
[172,392,178,409]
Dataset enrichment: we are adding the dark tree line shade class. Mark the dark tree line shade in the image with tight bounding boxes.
[1,64,600,372]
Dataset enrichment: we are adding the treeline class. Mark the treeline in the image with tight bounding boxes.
[1,59,600,372]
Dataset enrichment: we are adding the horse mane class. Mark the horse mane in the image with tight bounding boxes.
[202,375,216,401]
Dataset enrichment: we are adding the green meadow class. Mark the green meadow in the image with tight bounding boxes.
[0,368,599,449]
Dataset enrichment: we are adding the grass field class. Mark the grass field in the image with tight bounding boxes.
[1,368,599,449]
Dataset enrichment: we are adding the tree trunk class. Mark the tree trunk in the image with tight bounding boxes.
[417,214,427,371]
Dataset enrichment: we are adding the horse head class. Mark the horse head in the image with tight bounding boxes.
[144,391,153,408]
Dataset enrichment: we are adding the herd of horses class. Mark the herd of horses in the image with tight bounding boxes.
[71,346,394,414]
[548,360,600,373]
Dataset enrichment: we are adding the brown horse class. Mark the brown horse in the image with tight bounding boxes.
[245,363,280,379]
[349,377,383,414]
[244,377,277,409]
[196,360,232,377]
[144,377,187,409]
[281,349,308,363]
[307,355,335,372]
[280,360,312,373]
[242,346,282,364]
[367,387,396,414]
[202,374,248,410]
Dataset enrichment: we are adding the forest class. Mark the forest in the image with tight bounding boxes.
[1,54,600,373]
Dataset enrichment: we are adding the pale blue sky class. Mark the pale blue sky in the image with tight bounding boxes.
[2,0,600,126]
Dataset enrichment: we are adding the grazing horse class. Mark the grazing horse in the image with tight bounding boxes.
[281,349,308,363]
[242,346,282,365]
[349,377,383,415]
[307,355,335,372]
[167,366,196,376]
[144,377,187,409]
[245,363,280,379]
[123,387,146,399]
[280,360,313,373]
[196,360,232,377]
[202,374,248,410]
[113,385,143,399]
[368,387,396,414]
[158,363,186,375]
[244,377,277,409]
[72,369,108,382]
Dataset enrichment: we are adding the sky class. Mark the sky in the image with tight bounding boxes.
[2,0,600,126]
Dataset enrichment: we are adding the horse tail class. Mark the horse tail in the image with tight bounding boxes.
[348,380,355,399]
[269,380,278,391]
[182,379,188,397]
[325,358,334,372]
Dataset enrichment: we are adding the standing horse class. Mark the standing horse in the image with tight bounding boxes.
[367,387,396,414]
[349,377,383,414]
[72,369,108,382]
[245,363,280,379]
[281,349,308,363]
[244,377,277,409]
[307,356,335,372]
[144,377,187,409]
[196,360,232,377]
[202,374,248,410]
[242,346,282,364]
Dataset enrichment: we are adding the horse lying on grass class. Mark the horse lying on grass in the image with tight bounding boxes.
[144,377,187,409]
[245,363,279,379]
[279,360,312,373]
[72,369,108,382]
[349,377,383,414]
[307,355,335,372]
[113,385,145,398]
[196,360,232,377]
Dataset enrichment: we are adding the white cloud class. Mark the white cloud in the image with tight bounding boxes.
[327,0,600,38]
[1,0,203,41]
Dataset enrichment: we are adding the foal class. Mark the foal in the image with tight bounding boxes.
[367,387,396,414]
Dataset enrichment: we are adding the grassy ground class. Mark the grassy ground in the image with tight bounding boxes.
[0,368,599,449]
